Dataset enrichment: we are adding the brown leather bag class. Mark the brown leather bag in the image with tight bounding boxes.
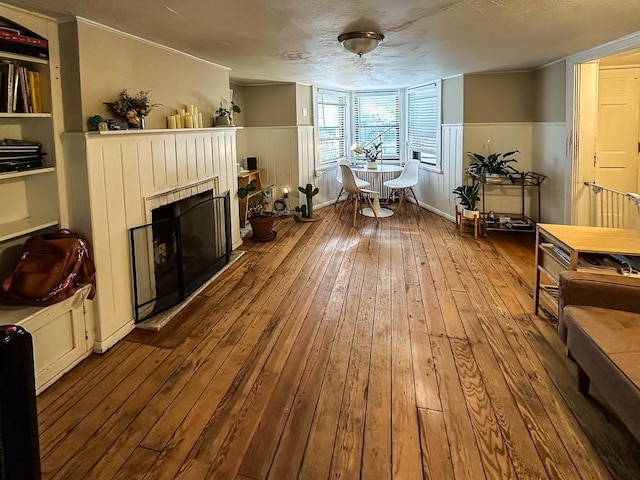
[1,229,96,306]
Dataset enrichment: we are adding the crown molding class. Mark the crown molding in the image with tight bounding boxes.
[67,16,231,71]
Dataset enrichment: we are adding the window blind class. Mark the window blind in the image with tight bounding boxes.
[353,91,400,159]
[317,88,347,165]
[407,82,441,167]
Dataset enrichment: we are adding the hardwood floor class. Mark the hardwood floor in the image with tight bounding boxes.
[37,206,640,479]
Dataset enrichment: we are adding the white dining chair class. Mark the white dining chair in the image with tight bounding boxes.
[383,159,420,211]
[340,164,379,226]
[335,159,370,207]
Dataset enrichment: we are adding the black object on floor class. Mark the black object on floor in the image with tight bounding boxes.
[0,325,41,480]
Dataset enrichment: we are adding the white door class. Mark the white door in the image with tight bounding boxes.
[596,68,640,193]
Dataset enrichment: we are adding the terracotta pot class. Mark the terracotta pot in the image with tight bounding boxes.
[249,215,276,242]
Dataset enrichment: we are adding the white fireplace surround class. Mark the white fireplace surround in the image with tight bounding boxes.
[144,177,219,223]
[64,128,241,353]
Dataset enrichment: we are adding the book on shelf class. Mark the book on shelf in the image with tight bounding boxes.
[0,60,42,113]
[505,220,531,230]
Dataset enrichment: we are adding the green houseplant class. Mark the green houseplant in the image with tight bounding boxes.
[452,183,480,218]
[237,180,276,241]
[466,150,520,182]
[215,100,241,126]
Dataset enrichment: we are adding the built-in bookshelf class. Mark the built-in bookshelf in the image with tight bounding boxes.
[0,6,62,278]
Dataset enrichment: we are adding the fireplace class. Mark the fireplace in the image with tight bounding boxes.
[130,189,231,323]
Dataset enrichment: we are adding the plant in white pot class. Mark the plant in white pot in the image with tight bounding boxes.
[214,99,241,126]
[452,183,481,219]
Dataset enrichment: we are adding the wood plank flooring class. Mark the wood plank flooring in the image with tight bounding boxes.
[37,206,640,479]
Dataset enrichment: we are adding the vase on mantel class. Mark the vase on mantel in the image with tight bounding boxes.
[215,115,231,126]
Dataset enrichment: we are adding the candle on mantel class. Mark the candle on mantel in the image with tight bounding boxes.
[198,113,203,128]
[184,114,194,128]
[186,105,195,116]
[175,114,183,129]
[167,115,177,129]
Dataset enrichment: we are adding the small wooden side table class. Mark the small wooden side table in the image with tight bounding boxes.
[455,206,485,239]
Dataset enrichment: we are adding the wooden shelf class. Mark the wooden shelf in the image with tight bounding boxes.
[0,166,54,180]
[0,112,52,118]
[0,51,48,65]
[0,216,58,242]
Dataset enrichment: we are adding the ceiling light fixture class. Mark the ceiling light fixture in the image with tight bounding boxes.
[338,31,384,57]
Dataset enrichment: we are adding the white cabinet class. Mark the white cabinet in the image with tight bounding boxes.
[0,285,94,395]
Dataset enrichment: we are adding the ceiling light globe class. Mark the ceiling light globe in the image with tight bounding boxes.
[338,31,384,56]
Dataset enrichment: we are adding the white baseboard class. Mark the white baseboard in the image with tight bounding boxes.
[416,200,455,223]
[93,321,135,354]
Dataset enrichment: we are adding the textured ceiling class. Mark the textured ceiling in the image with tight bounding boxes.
[5,0,640,88]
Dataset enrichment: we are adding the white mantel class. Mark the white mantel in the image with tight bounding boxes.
[63,128,241,352]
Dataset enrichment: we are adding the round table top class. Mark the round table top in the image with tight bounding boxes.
[350,163,404,173]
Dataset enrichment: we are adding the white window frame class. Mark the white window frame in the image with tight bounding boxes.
[407,80,442,172]
[315,87,349,168]
[353,90,401,161]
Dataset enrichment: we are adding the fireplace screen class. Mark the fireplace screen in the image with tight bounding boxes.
[130,190,231,323]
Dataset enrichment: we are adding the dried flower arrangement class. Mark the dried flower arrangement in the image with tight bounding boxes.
[103,90,162,119]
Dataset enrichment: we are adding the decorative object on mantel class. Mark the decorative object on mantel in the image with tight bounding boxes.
[103,89,161,130]
[167,104,204,129]
[214,99,241,126]
[87,115,104,131]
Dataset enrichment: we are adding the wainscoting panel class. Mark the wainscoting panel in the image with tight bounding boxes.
[297,126,316,201]
[414,124,463,219]
[245,127,300,202]
[532,123,568,224]
[64,128,240,352]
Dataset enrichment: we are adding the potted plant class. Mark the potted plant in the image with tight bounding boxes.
[452,183,481,219]
[237,180,276,241]
[215,99,241,126]
[351,141,382,169]
[466,150,520,183]
[104,89,161,129]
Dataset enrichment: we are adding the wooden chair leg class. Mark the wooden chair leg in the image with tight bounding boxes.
[352,197,359,227]
[366,195,379,224]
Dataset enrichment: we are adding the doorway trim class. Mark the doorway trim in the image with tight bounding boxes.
[566,30,640,224]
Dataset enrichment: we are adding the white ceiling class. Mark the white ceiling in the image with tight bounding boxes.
[6,0,640,88]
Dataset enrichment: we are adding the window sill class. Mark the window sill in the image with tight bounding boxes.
[420,164,443,174]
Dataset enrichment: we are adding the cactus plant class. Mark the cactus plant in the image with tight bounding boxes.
[298,183,319,218]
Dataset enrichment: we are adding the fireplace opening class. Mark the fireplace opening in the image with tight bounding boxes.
[130,190,231,323]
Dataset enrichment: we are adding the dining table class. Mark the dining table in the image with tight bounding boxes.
[350,163,403,218]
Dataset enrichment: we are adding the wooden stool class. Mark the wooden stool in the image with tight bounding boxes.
[455,206,485,239]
